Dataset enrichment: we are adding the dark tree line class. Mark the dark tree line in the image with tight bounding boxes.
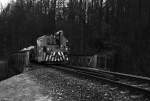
[1,0,150,76]
[0,0,57,58]
[102,0,150,75]
[0,0,104,58]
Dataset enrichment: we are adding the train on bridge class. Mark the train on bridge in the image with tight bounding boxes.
[8,30,150,78]
[30,30,69,64]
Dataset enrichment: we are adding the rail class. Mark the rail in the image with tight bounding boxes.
[49,64,150,98]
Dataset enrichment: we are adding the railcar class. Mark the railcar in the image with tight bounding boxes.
[30,30,69,64]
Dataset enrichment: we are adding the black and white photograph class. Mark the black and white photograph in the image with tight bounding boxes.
[0,0,150,100]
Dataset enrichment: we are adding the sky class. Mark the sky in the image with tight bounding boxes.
[0,0,12,10]
[0,0,11,7]
[0,0,106,10]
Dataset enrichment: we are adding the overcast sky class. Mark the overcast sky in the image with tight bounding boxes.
[0,0,107,10]
[0,0,12,9]
[0,0,10,6]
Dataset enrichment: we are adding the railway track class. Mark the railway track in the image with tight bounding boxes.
[48,64,150,98]
[29,63,150,98]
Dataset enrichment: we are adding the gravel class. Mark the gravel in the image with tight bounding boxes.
[0,66,149,101]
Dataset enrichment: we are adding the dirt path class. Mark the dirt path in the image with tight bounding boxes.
[0,73,51,101]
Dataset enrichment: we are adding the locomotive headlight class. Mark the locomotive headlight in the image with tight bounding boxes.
[66,47,68,51]
[66,57,69,61]
[47,48,49,51]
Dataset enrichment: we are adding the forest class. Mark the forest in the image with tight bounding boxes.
[0,0,150,75]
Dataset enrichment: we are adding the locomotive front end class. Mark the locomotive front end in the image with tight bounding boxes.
[35,30,69,64]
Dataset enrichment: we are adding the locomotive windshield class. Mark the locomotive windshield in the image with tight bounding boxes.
[46,35,59,45]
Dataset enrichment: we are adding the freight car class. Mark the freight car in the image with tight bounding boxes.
[30,30,69,64]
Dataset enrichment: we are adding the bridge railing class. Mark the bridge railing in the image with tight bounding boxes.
[69,51,115,70]
[7,50,30,74]
[7,49,115,74]
[69,54,92,67]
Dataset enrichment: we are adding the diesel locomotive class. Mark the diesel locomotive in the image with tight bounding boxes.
[30,30,69,64]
